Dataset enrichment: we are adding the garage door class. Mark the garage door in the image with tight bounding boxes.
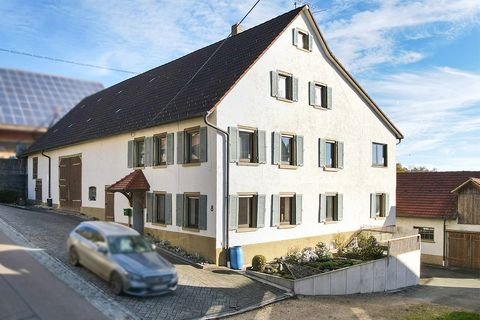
[59,155,82,211]
[447,231,480,271]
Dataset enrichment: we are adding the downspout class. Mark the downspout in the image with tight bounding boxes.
[203,111,230,265]
[443,216,447,267]
[41,151,53,207]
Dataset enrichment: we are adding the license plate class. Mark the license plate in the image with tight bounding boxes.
[152,284,167,291]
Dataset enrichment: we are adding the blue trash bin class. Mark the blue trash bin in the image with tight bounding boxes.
[229,246,243,270]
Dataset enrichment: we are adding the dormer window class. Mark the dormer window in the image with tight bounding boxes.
[292,28,312,51]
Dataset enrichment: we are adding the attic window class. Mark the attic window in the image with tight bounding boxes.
[293,28,312,51]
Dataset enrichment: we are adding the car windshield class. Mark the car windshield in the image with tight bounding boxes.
[107,235,153,254]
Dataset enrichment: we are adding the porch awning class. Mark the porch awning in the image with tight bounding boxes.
[108,169,150,192]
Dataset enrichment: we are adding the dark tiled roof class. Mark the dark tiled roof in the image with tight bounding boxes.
[25,7,303,154]
[108,170,150,192]
[397,171,480,219]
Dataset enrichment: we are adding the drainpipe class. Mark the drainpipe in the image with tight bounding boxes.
[41,151,53,207]
[443,216,446,267]
[203,111,230,265]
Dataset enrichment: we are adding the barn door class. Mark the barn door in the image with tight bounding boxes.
[35,179,42,204]
[105,186,115,221]
[448,232,480,270]
[59,156,82,211]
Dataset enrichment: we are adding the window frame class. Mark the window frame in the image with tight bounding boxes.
[153,133,167,166]
[237,194,257,228]
[325,141,337,168]
[88,186,96,201]
[376,193,386,217]
[372,142,387,167]
[325,194,338,221]
[414,226,434,242]
[153,192,167,224]
[134,138,145,167]
[277,72,293,101]
[186,194,200,229]
[314,83,327,108]
[185,128,201,164]
[280,134,295,166]
[298,30,310,50]
[279,194,295,225]
[238,128,256,163]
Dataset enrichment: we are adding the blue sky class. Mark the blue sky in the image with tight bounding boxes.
[1,0,479,170]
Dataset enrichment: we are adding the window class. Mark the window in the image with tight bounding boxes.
[186,196,200,228]
[239,130,255,163]
[309,82,332,109]
[154,134,167,166]
[326,195,337,221]
[281,135,295,165]
[414,227,434,241]
[88,186,96,201]
[370,193,388,218]
[238,196,256,228]
[319,139,344,169]
[292,28,312,51]
[280,196,294,225]
[134,139,145,167]
[32,157,38,179]
[154,193,166,224]
[319,193,343,222]
[270,71,298,102]
[372,143,387,167]
[186,129,200,163]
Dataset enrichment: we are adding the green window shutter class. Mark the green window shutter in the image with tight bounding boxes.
[292,28,298,46]
[146,192,153,223]
[337,194,343,221]
[370,193,376,218]
[337,141,344,169]
[384,193,390,216]
[166,133,174,165]
[165,193,172,225]
[127,140,134,168]
[228,127,238,163]
[272,194,280,227]
[319,194,326,222]
[144,136,153,167]
[270,71,278,97]
[292,77,299,102]
[228,195,238,230]
[176,194,184,226]
[326,86,333,109]
[257,130,267,164]
[319,138,326,167]
[295,194,302,225]
[199,195,207,230]
[256,194,266,228]
[309,82,316,106]
[272,132,281,165]
[308,34,313,51]
[200,127,208,163]
[177,131,184,164]
[295,135,304,166]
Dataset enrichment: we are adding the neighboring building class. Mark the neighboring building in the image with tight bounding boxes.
[397,172,480,271]
[24,6,403,265]
[0,68,103,158]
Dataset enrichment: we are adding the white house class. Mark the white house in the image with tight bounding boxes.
[24,6,403,265]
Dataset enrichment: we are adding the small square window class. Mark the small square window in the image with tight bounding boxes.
[88,186,96,201]
[414,227,434,241]
[281,135,295,165]
[239,130,255,163]
[372,143,387,167]
[186,129,200,163]
[238,196,256,228]
[134,139,145,167]
[154,134,167,165]
[298,31,309,50]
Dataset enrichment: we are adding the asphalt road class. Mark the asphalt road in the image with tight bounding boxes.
[0,227,109,320]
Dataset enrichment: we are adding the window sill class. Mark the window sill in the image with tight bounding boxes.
[277,224,296,229]
[295,46,311,53]
[279,164,298,170]
[236,227,258,233]
[371,165,388,168]
[312,105,328,110]
[323,167,339,172]
[152,223,168,227]
[182,227,200,233]
[421,240,435,243]
[275,97,294,103]
[323,220,338,225]
[374,216,386,220]
[182,162,201,167]
[133,166,145,170]
[153,164,168,169]
[237,162,259,167]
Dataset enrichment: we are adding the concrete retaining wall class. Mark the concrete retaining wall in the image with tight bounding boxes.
[0,159,27,198]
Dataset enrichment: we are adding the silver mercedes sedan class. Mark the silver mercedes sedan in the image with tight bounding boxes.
[66,221,177,296]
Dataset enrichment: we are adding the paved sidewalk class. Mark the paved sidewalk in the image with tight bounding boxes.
[0,205,291,320]
[0,228,110,320]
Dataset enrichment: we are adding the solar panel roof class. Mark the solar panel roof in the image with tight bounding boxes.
[0,68,103,128]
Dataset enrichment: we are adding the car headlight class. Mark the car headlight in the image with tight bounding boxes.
[126,273,143,281]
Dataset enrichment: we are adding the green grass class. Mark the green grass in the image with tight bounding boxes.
[403,308,480,320]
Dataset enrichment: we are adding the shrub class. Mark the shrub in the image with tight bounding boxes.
[315,242,332,260]
[339,235,386,261]
[0,190,18,203]
[251,254,267,271]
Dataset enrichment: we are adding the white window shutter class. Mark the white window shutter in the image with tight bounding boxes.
[272,194,280,227]
[228,127,238,163]
[384,193,390,216]
[292,77,299,102]
[256,194,266,228]
[257,130,267,164]
[309,82,316,106]
[228,195,238,230]
[319,138,326,167]
[295,194,302,225]
[295,135,304,166]
[337,194,343,221]
[308,34,313,51]
[326,86,333,109]
[270,71,278,97]
[337,141,344,169]
[319,194,326,222]
[127,140,134,168]
[144,136,153,167]
[292,28,298,47]
[272,132,281,165]
[370,193,376,218]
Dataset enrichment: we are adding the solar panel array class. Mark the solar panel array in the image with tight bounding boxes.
[0,68,103,127]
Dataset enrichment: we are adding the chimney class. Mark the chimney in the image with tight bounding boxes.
[231,23,244,36]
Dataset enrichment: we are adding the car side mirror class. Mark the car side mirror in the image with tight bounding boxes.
[97,245,108,255]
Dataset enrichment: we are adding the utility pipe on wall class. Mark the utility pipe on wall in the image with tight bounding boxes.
[41,151,52,207]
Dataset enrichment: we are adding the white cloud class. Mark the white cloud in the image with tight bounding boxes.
[316,0,480,72]
[364,67,480,170]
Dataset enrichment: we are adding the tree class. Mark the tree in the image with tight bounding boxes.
[397,163,437,173]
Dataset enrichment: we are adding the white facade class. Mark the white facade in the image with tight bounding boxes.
[27,9,400,263]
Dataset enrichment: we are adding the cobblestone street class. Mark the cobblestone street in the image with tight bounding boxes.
[0,205,290,320]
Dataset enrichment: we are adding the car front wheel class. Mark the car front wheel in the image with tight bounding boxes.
[110,272,123,295]
[68,247,79,266]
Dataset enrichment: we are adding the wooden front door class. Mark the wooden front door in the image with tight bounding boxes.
[105,186,115,221]
[448,231,480,271]
[59,156,82,211]
[35,179,42,204]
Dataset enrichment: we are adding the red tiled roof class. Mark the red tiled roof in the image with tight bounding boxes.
[396,171,480,219]
[108,170,150,192]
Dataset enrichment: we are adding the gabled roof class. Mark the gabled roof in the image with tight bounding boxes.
[397,171,480,219]
[24,5,402,155]
[108,170,150,192]
[451,177,480,193]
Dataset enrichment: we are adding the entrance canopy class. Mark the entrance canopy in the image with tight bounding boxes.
[108,169,150,206]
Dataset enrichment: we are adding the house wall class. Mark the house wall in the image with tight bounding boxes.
[27,117,219,261]
[215,12,398,262]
